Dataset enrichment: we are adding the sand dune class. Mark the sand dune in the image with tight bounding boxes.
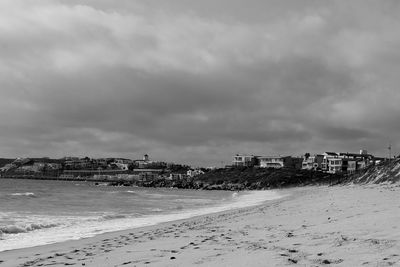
[1,185,399,266]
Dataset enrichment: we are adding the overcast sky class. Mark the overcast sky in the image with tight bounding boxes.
[1,0,399,166]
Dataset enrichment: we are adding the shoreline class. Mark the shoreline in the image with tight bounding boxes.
[0,188,295,266]
[1,185,399,266]
[0,189,290,253]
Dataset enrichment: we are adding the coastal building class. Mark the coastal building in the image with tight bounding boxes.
[339,152,373,170]
[322,152,339,171]
[187,169,204,177]
[232,154,258,167]
[259,156,292,168]
[59,174,75,179]
[139,172,158,182]
[342,158,357,174]
[169,173,188,180]
[132,168,163,181]
[135,154,153,169]
[302,154,324,170]
[132,168,163,174]
[328,158,342,174]
[62,169,129,178]
[114,158,132,165]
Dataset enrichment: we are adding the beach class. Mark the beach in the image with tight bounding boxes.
[1,184,399,266]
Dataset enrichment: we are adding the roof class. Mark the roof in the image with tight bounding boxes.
[258,155,290,159]
[339,152,372,158]
[325,152,338,156]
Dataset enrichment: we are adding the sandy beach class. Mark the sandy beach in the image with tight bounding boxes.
[1,185,399,267]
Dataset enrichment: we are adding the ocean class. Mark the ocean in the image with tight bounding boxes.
[0,178,283,252]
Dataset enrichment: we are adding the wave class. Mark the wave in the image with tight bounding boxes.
[0,190,285,252]
[10,192,36,197]
[149,208,163,212]
[100,214,127,221]
[0,223,59,235]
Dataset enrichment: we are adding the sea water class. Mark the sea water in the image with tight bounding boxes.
[0,178,283,252]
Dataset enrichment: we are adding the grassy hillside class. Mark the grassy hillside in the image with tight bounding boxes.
[0,158,15,168]
[194,167,344,190]
[348,159,400,184]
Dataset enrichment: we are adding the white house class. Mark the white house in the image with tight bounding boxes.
[258,156,291,168]
[327,158,342,174]
[232,154,257,167]
[187,169,204,177]
[302,154,324,170]
[322,152,339,171]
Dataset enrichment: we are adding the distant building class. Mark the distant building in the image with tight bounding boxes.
[59,174,75,179]
[187,169,204,177]
[139,172,158,182]
[232,154,258,167]
[62,169,129,177]
[132,168,163,174]
[258,156,296,169]
[322,152,340,171]
[342,158,357,174]
[327,158,342,174]
[135,154,153,169]
[323,150,375,173]
[302,154,324,170]
[169,173,188,180]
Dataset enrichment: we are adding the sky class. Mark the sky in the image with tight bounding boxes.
[1,0,400,166]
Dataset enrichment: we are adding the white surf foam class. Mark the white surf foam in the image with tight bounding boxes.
[0,190,284,252]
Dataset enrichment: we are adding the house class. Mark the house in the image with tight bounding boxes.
[114,158,132,165]
[59,174,74,179]
[169,173,188,180]
[328,158,342,174]
[339,151,374,171]
[325,151,369,173]
[341,158,357,173]
[135,154,153,169]
[132,168,163,174]
[322,152,339,171]
[139,172,158,182]
[187,169,204,177]
[232,154,258,167]
[302,154,324,170]
[259,156,292,168]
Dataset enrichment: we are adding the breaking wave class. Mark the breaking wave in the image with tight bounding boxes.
[100,214,127,221]
[0,223,59,235]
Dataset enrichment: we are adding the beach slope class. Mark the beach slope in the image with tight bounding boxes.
[1,185,399,266]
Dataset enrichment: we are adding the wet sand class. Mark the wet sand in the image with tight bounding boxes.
[1,185,399,266]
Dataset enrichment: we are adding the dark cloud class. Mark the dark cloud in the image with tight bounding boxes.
[0,0,399,165]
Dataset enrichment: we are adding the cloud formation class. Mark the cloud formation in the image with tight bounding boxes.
[1,0,400,165]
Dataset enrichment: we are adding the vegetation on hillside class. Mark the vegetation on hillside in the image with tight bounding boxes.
[347,158,400,184]
[192,167,345,190]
